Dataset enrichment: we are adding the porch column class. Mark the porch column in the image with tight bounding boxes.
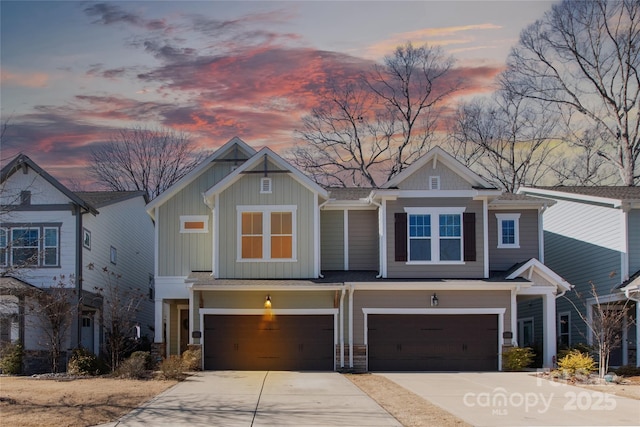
[510,289,517,346]
[154,299,163,343]
[542,292,556,368]
[188,287,194,345]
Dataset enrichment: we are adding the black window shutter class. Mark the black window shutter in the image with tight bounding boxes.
[463,212,476,262]
[394,212,407,262]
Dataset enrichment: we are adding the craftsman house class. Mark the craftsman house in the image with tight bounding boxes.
[147,137,571,371]
[0,154,154,373]
[518,186,640,367]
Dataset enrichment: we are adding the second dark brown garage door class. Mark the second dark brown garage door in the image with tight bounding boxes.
[203,314,334,370]
[368,314,498,371]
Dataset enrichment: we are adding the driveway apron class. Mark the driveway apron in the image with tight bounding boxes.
[112,371,401,427]
[380,372,640,427]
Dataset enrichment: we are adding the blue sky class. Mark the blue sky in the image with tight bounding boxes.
[0,1,555,186]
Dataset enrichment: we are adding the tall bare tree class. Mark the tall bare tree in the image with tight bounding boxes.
[503,0,640,185]
[293,42,458,187]
[448,88,558,192]
[89,126,207,200]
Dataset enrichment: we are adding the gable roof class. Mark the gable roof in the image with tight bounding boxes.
[506,258,572,293]
[381,146,497,190]
[146,137,256,216]
[519,186,640,208]
[1,154,98,215]
[76,191,147,208]
[204,147,329,202]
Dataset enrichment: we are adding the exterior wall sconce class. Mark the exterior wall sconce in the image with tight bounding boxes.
[430,293,439,307]
[264,295,272,309]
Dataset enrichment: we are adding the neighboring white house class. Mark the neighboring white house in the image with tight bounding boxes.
[0,154,154,373]
[519,186,640,367]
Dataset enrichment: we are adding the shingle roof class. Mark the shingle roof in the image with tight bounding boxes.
[532,186,640,201]
[75,191,146,208]
[325,187,374,201]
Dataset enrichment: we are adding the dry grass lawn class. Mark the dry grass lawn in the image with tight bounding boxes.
[346,373,471,427]
[0,376,177,427]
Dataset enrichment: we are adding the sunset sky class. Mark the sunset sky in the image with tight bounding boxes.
[0,0,556,187]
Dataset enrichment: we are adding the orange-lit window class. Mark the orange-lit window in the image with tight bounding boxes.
[271,212,292,258]
[241,212,263,259]
[180,215,209,233]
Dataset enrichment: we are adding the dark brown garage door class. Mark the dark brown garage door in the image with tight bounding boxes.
[368,314,498,371]
[203,315,334,370]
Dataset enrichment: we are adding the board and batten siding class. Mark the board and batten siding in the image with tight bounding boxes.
[629,209,640,275]
[385,198,485,278]
[488,209,539,271]
[542,199,623,291]
[352,290,511,343]
[321,210,344,271]
[348,210,379,270]
[158,162,235,277]
[217,171,317,279]
[397,161,471,190]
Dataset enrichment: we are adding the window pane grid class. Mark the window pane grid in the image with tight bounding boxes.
[501,220,515,244]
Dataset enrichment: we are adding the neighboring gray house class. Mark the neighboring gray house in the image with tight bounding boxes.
[0,154,154,373]
[148,137,570,372]
[519,186,640,367]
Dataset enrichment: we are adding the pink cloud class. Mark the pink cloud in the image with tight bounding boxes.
[1,69,49,88]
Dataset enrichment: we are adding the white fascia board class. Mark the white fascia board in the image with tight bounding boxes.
[506,258,572,293]
[190,283,344,291]
[518,187,624,208]
[348,281,527,291]
[392,189,503,198]
[322,200,376,210]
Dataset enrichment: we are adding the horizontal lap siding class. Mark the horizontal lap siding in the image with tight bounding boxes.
[386,198,484,278]
[488,209,540,271]
[629,210,640,275]
[348,210,378,270]
[321,211,344,271]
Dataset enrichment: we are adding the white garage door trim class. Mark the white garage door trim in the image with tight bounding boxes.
[362,308,505,371]
[200,308,339,370]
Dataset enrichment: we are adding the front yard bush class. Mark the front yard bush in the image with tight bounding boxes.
[0,342,23,374]
[115,351,152,379]
[67,347,102,376]
[557,349,596,376]
[502,346,535,371]
[614,365,640,377]
[159,355,185,380]
[181,348,201,371]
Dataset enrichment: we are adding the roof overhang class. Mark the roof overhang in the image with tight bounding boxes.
[506,258,572,294]
[518,187,634,209]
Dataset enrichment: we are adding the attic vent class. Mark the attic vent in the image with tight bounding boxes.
[429,176,440,190]
[260,177,272,194]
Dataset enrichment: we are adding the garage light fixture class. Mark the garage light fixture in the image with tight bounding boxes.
[430,293,439,307]
[265,295,272,309]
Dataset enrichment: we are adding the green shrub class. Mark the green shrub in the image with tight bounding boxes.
[116,352,149,379]
[557,349,596,376]
[159,355,185,380]
[181,348,201,371]
[67,347,101,376]
[502,346,535,371]
[0,342,23,375]
[130,351,154,370]
[614,365,640,377]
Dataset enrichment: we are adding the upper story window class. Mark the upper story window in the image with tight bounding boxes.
[405,207,465,263]
[180,215,209,233]
[237,205,296,262]
[496,213,520,249]
[0,225,60,268]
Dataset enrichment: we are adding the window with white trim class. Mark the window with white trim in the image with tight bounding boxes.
[496,213,520,248]
[237,206,296,261]
[180,215,209,233]
[558,312,571,347]
[1,225,61,268]
[0,228,7,267]
[405,207,464,263]
[11,228,39,267]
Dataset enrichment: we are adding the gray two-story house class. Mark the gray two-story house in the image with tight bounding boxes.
[148,137,570,371]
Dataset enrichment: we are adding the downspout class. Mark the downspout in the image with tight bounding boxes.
[75,204,92,349]
[538,203,549,263]
[367,195,384,279]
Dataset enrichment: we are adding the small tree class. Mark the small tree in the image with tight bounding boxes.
[25,277,75,373]
[89,264,146,372]
[563,281,634,378]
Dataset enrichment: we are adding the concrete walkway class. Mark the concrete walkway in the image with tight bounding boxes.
[381,372,640,426]
[107,371,401,427]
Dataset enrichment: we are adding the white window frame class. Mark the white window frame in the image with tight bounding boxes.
[517,317,534,348]
[260,177,272,194]
[405,207,465,264]
[180,215,209,233]
[42,227,59,266]
[0,228,7,267]
[236,205,297,262]
[558,311,571,347]
[496,213,520,249]
[11,227,39,267]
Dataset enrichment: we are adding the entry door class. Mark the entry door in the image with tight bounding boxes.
[81,313,94,352]
[180,309,189,354]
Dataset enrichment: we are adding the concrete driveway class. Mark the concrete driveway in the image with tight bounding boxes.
[108,371,400,427]
[381,372,640,427]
